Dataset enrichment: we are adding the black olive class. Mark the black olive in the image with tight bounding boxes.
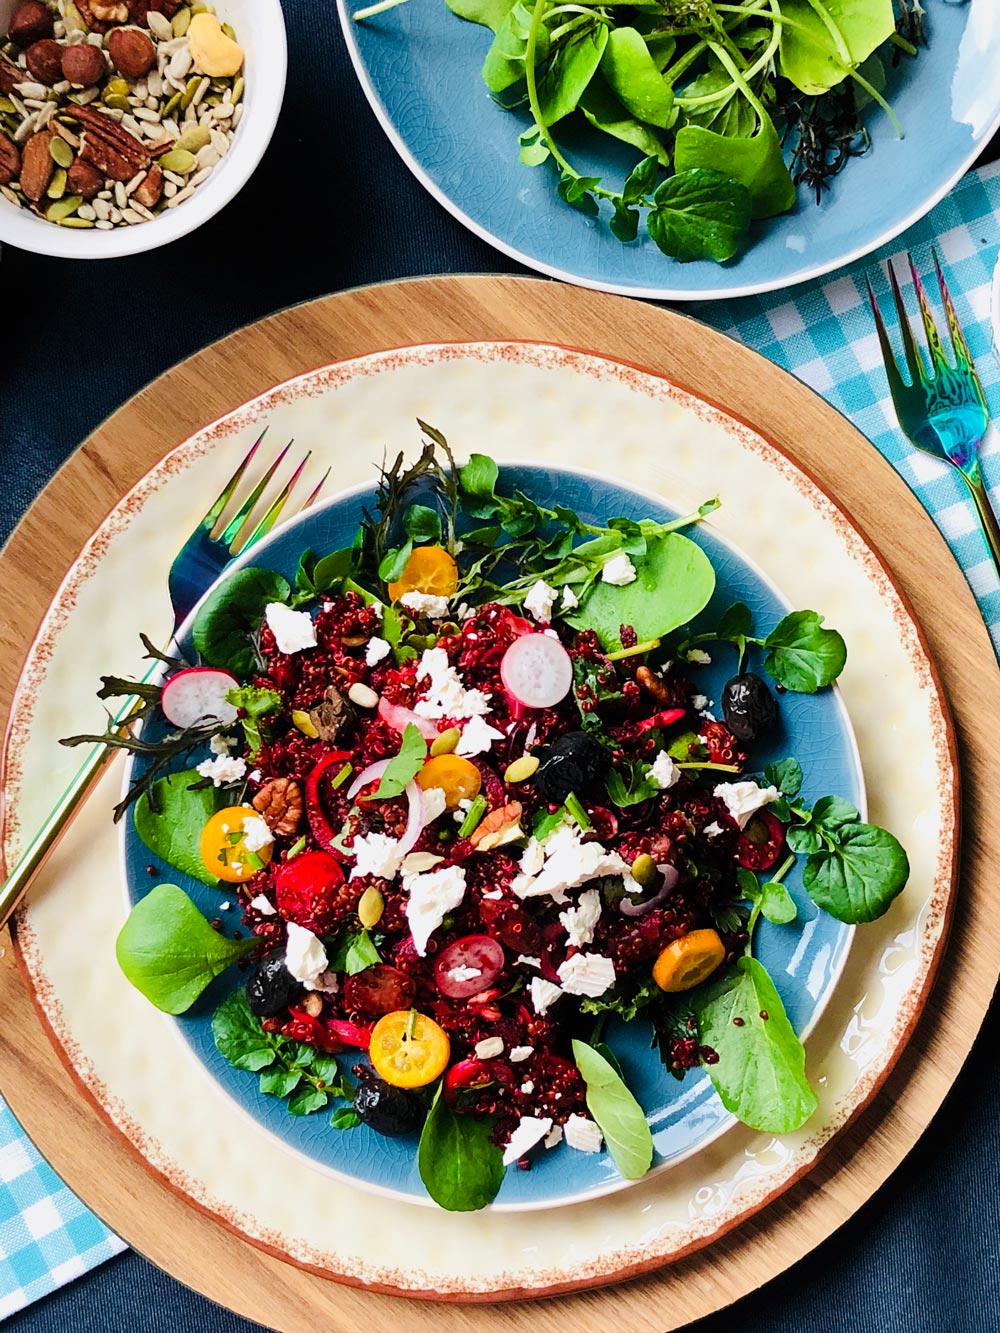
[354,1077,425,1137]
[722,673,778,742]
[534,730,610,804]
[245,954,303,1018]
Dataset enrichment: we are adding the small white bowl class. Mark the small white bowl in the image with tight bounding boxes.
[0,0,286,258]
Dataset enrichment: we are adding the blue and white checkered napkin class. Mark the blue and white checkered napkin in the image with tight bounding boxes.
[697,159,1000,649]
[2,162,999,1320]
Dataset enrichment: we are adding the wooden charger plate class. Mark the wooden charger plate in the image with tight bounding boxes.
[0,275,993,1330]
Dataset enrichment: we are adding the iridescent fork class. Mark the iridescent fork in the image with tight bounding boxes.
[866,248,1000,572]
[0,435,329,930]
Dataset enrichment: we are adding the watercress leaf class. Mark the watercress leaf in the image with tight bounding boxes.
[764,757,803,797]
[778,0,895,95]
[736,867,761,900]
[579,973,658,1023]
[288,1086,329,1116]
[811,795,860,833]
[622,152,660,203]
[605,762,658,809]
[787,824,822,855]
[680,66,757,138]
[695,956,818,1133]
[674,113,795,219]
[571,1039,653,1179]
[312,547,354,593]
[557,171,601,217]
[519,124,550,166]
[192,567,291,676]
[418,1086,505,1211]
[803,823,909,923]
[759,880,798,925]
[460,452,499,499]
[579,80,671,168]
[537,25,608,125]
[445,0,516,34]
[373,723,427,798]
[378,540,413,585]
[566,532,715,652]
[647,168,752,264]
[600,27,675,129]
[481,4,541,95]
[294,548,317,594]
[226,684,282,759]
[212,990,278,1070]
[610,198,640,243]
[116,886,259,1016]
[607,517,647,558]
[331,1108,361,1130]
[310,1053,350,1097]
[667,729,705,761]
[593,1042,624,1079]
[404,504,443,544]
[769,795,792,823]
[134,769,227,886]
[717,601,752,640]
[763,611,847,692]
[328,929,382,975]
[259,1067,303,1097]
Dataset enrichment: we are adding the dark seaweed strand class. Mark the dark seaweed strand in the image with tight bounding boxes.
[777,80,871,204]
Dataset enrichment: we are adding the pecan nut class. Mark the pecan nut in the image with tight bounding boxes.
[72,103,150,181]
[0,55,26,96]
[470,801,523,851]
[19,129,54,202]
[252,777,303,838]
[0,136,20,188]
[308,685,356,745]
[133,161,162,208]
[89,0,129,20]
[67,156,103,199]
[635,665,672,706]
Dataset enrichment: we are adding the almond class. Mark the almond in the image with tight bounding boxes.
[8,1,53,47]
[61,43,106,87]
[0,136,20,188]
[107,27,156,79]
[67,156,104,200]
[18,129,54,202]
[24,38,64,86]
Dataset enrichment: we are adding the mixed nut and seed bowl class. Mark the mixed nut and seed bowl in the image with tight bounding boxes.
[0,0,285,254]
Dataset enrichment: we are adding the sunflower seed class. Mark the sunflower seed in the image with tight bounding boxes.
[120,206,142,224]
[167,47,192,82]
[13,115,36,143]
[188,165,212,187]
[35,101,55,128]
[125,169,146,195]
[191,75,210,107]
[114,180,127,208]
[130,199,154,220]
[133,106,160,123]
[195,144,219,169]
[94,218,113,229]
[92,196,111,219]
[146,10,173,40]
[77,202,95,220]
[163,179,177,197]
[14,82,47,100]
[165,183,194,207]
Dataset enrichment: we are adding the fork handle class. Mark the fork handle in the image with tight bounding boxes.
[963,469,1000,578]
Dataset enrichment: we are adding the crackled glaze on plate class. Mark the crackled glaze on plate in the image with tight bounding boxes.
[337,0,1000,300]
[3,343,956,1296]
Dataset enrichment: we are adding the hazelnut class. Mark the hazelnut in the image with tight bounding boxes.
[0,135,20,188]
[8,1,54,47]
[67,156,104,200]
[107,27,156,80]
[60,42,106,87]
[24,38,64,85]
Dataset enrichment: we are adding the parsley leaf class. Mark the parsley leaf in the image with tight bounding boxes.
[373,724,427,798]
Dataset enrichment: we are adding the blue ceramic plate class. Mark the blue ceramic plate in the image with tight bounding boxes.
[122,465,860,1209]
[336,0,1000,300]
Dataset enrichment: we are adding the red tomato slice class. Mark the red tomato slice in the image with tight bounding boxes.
[343,965,416,1016]
[435,935,505,998]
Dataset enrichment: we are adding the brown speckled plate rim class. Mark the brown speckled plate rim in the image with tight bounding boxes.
[1,338,959,1303]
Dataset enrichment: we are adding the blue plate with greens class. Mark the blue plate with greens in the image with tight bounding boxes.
[337,0,1000,299]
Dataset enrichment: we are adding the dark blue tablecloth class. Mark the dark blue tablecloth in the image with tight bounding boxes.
[3,0,1000,1327]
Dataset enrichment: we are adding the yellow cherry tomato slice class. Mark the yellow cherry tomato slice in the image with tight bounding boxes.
[652,928,726,993]
[369,1009,451,1088]
[387,545,459,602]
[200,805,274,884]
[416,754,482,809]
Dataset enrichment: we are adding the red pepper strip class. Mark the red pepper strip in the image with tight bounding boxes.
[635,707,687,734]
[326,1018,372,1050]
[287,1008,345,1053]
[305,749,352,858]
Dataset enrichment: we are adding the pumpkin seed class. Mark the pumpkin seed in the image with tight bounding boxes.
[221,21,237,40]
[63,1,87,31]
[57,216,94,227]
[291,709,319,739]
[190,3,214,13]
[358,886,385,929]
[49,136,73,168]
[430,727,462,757]
[157,147,197,174]
[0,97,15,115]
[630,853,658,888]
[231,75,244,105]
[171,7,192,36]
[504,754,540,784]
[103,93,131,112]
[46,195,81,221]
[162,90,182,118]
[180,75,201,110]
[176,124,211,153]
[46,167,67,199]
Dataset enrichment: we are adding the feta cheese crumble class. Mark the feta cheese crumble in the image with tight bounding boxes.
[403,865,467,955]
[249,893,276,916]
[284,922,329,988]
[559,887,602,948]
[400,590,450,619]
[564,1114,604,1154]
[413,647,492,721]
[601,551,637,586]
[420,785,449,824]
[523,579,558,623]
[528,976,563,1015]
[209,732,235,756]
[196,753,247,787]
[560,585,579,611]
[515,954,542,969]
[510,1045,534,1062]
[449,965,482,985]
[512,823,628,904]
[686,648,712,665]
[455,714,505,757]
[241,814,274,853]
[557,952,616,997]
[692,694,709,712]
[265,602,317,655]
[350,831,404,882]
[475,1037,504,1060]
[703,821,724,838]
[544,1123,564,1149]
[520,1081,535,1095]
[649,750,681,790]
[713,781,781,830]
[502,1116,553,1166]
[365,636,392,666]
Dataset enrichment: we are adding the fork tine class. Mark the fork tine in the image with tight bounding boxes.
[238,452,312,552]
[931,246,975,371]
[302,466,331,513]
[907,252,949,375]
[199,428,267,531]
[865,275,908,394]
[886,261,926,385]
[217,441,293,548]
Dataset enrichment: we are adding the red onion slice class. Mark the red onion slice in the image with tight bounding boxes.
[619,863,680,916]
[377,696,439,741]
[398,780,425,855]
[347,758,391,801]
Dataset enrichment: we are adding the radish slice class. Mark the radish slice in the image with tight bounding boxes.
[377,696,438,741]
[162,666,239,730]
[500,633,573,710]
[620,863,680,917]
[397,781,425,855]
